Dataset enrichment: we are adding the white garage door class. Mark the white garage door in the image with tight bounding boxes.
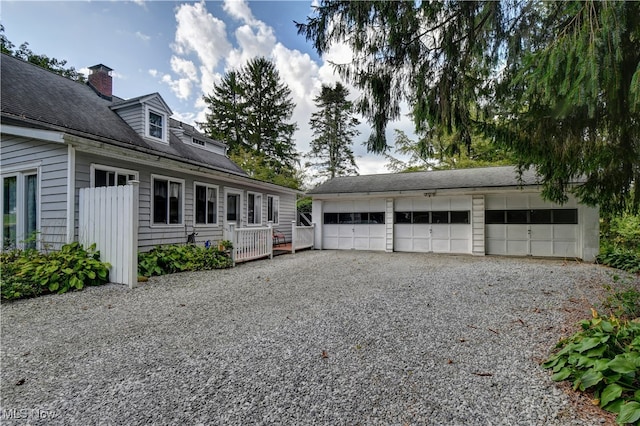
[393,196,472,253]
[322,199,386,250]
[485,194,579,258]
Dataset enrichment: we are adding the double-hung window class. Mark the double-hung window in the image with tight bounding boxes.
[247,192,262,225]
[194,183,218,225]
[267,195,279,224]
[2,169,38,250]
[145,106,167,143]
[91,164,138,187]
[152,175,184,225]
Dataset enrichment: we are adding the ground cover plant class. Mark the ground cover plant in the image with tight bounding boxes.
[1,242,110,301]
[138,242,233,278]
[544,277,640,425]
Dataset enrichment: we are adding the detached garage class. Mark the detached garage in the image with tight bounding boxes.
[308,166,599,261]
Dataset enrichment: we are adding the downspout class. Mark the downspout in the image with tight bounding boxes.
[66,144,76,244]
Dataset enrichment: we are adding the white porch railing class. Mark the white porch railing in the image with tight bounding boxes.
[229,224,273,266]
[292,221,315,254]
[228,221,316,265]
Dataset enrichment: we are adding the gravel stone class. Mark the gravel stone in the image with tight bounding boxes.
[1,251,635,425]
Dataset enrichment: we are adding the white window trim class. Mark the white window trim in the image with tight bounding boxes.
[90,164,139,187]
[224,187,243,227]
[267,195,280,225]
[150,174,185,227]
[247,191,263,226]
[145,105,168,143]
[192,137,206,147]
[193,181,219,228]
[1,167,41,251]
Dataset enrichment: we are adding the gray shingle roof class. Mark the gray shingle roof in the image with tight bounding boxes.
[307,166,568,195]
[0,54,246,177]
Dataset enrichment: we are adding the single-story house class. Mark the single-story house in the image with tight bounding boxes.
[1,53,300,253]
[307,167,599,261]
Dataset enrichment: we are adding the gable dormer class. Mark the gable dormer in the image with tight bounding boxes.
[110,93,173,144]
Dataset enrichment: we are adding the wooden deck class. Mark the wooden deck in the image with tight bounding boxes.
[272,242,293,255]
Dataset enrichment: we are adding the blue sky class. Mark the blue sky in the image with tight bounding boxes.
[2,0,414,177]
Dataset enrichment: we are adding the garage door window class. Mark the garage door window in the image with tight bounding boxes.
[486,209,578,224]
[394,211,470,224]
[450,211,470,224]
[325,212,386,224]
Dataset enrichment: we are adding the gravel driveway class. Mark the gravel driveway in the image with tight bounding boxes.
[1,250,632,425]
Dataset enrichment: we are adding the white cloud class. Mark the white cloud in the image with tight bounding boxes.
[135,31,150,42]
[161,73,193,100]
[172,1,231,76]
[222,0,254,24]
[170,56,198,82]
[148,69,158,77]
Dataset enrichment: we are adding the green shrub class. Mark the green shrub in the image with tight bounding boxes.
[598,246,640,274]
[599,213,640,274]
[138,243,233,277]
[1,242,110,301]
[601,282,640,320]
[543,313,640,424]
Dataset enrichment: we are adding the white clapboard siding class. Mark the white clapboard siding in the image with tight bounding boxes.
[79,182,139,288]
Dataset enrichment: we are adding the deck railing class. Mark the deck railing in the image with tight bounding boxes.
[229,224,273,266]
[292,221,315,254]
[228,221,315,265]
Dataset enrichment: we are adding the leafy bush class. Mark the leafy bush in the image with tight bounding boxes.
[601,281,640,320]
[1,242,110,301]
[599,213,640,274]
[598,246,640,274]
[138,243,233,277]
[543,312,640,424]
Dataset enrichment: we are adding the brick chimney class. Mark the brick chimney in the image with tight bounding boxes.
[87,64,113,100]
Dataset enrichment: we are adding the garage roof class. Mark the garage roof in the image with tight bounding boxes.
[307,166,580,195]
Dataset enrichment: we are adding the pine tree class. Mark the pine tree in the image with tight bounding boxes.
[201,70,246,153]
[201,57,300,181]
[307,82,360,179]
[241,58,298,173]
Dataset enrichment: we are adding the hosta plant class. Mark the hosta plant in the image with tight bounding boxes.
[543,311,640,424]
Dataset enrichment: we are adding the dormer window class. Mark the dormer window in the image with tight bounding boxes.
[145,106,167,143]
[192,138,205,147]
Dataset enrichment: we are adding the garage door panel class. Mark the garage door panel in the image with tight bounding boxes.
[370,226,385,238]
[395,224,413,238]
[531,241,552,256]
[553,225,577,239]
[431,197,450,209]
[530,226,552,239]
[431,225,449,238]
[506,195,528,209]
[450,225,469,239]
[450,196,470,210]
[395,238,413,251]
[323,225,339,238]
[432,239,450,252]
[451,239,470,253]
[487,240,507,255]
[413,237,431,251]
[506,240,528,255]
[553,242,577,257]
[486,224,506,239]
[506,225,528,239]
